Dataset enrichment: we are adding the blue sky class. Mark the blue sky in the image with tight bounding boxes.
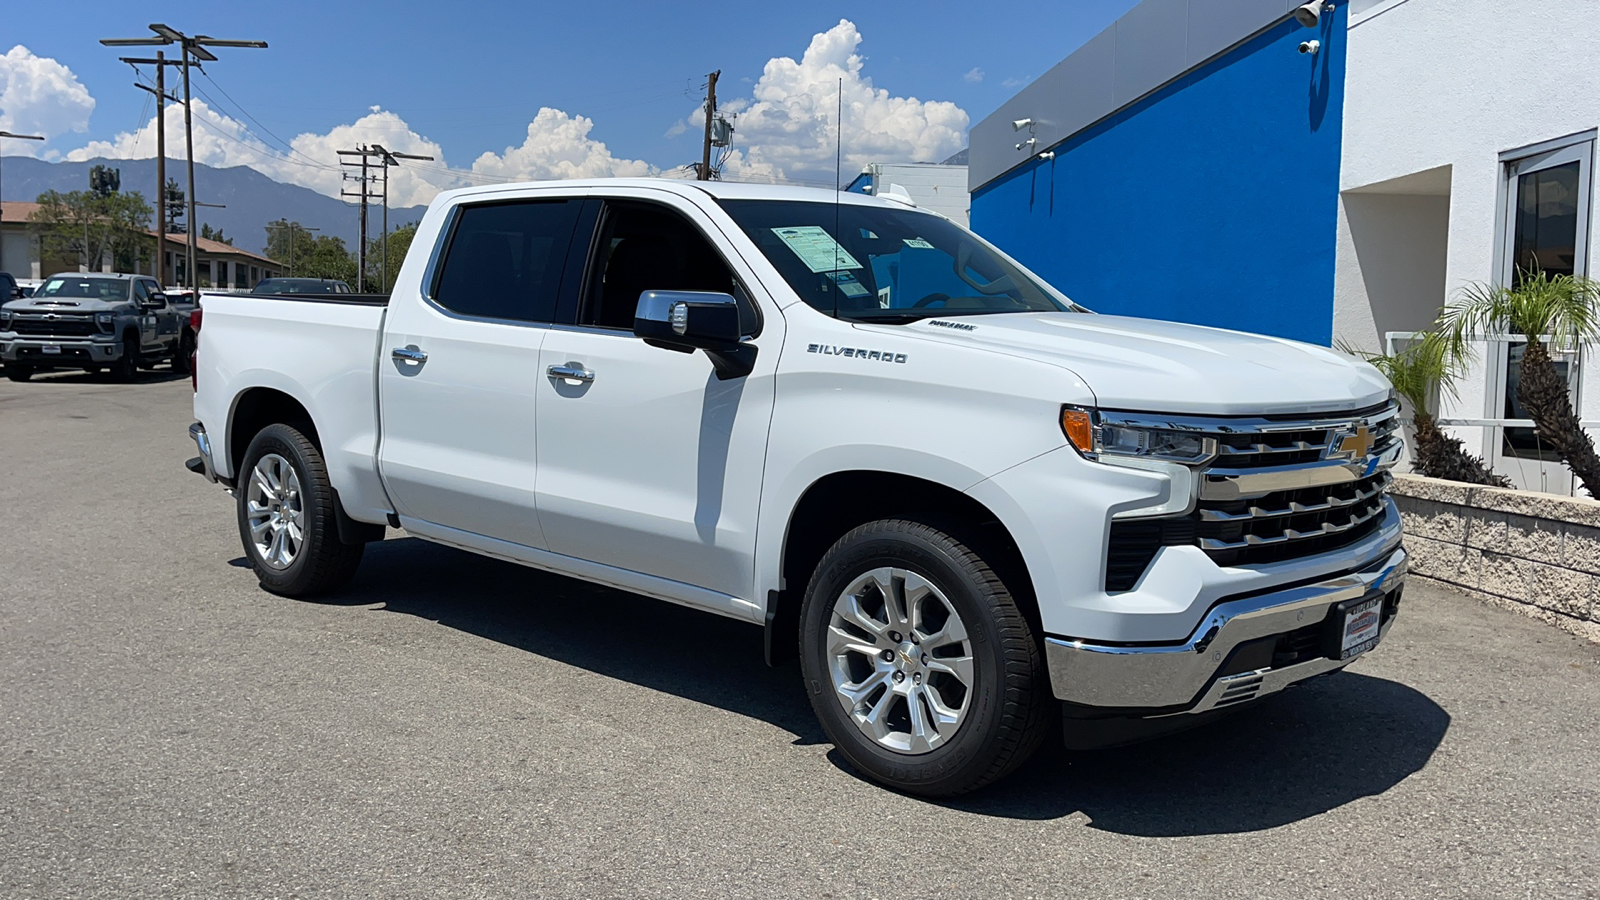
[2,0,1138,202]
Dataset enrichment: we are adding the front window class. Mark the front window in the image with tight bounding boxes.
[33,277,130,301]
[718,199,1079,321]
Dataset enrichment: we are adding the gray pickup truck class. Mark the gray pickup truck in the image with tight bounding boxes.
[0,272,196,382]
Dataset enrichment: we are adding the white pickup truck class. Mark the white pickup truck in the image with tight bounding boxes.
[187,179,1407,795]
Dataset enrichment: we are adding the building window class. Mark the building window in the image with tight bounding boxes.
[1493,134,1593,479]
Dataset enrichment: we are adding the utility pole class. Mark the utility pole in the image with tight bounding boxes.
[368,144,432,292]
[337,146,379,292]
[125,52,180,283]
[101,25,267,288]
[0,130,45,275]
[699,70,719,181]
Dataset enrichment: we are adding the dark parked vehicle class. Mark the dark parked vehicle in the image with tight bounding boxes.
[0,272,20,300]
[0,273,197,382]
[253,278,353,295]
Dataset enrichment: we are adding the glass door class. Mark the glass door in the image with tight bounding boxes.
[1491,137,1592,493]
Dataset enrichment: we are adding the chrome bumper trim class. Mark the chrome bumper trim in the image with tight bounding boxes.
[1046,545,1406,712]
[188,422,218,484]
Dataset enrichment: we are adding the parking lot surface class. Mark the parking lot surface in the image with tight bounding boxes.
[2,374,1598,899]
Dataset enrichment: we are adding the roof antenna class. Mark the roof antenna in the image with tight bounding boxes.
[833,76,842,321]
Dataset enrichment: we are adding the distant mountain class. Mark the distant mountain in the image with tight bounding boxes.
[0,156,425,256]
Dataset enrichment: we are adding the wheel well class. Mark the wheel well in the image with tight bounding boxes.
[228,388,320,476]
[767,471,1037,666]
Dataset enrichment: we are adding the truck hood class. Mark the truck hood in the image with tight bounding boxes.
[2,298,130,313]
[892,312,1391,416]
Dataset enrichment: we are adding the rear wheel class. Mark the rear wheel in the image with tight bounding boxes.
[799,518,1051,796]
[110,335,139,382]
[5,364,34,382]
[237,423,365,597]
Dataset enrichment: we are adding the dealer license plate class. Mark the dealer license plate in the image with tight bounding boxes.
[1339,595,1383,660]
[41,344,61,355]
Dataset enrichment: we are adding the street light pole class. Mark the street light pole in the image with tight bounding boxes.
[0,130,46,275]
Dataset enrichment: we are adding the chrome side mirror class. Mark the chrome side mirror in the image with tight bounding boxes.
[634,290,755,379]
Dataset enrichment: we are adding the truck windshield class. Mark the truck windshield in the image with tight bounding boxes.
[717,199,1081,321]
[34,277,128,301]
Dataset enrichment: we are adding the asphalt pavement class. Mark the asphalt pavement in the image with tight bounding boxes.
[2,372,1598,899]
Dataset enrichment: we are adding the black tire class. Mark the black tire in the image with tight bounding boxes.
[111,335,139,382]
[171,329,193,375]
[5,364,33,382]
[236,423,364,597]
[799,518,1051,797]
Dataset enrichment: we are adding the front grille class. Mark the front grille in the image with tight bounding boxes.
[1212,404,1401,468]
[11,316,99,337]
[1102,403,1399,591]
[1195,472,1390,567]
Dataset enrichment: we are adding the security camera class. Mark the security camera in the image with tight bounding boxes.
[1011,118,1034,132]
[1299,39,1321,54]
[1039,151,1056,160]
[1293,1,1327,27]
[1015,137,1037,152]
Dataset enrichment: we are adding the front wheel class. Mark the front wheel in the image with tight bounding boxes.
[171,330,193,375]
[236,423,364,597]
[799,519,1051,796]
[5,364,34,382]
[110,335,139,382]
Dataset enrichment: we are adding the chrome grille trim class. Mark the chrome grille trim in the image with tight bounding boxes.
[1198,473,1391,522]
[1197,498,1388,550]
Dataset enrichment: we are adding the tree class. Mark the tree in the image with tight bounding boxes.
[1342,335,1509,487]
[200,223,233,245]
[1439,270,1600,496]
[30,189,153,274]
[366,222,418,292]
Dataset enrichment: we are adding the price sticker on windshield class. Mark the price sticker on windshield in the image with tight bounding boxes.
[772,226,863,273]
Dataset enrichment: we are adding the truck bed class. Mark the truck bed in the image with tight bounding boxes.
[192,292,393,523]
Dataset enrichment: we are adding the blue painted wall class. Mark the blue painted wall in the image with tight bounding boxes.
[970,6,1347,345]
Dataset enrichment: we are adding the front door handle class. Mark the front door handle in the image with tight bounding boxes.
[391,345,428,364]
[547,363,595,383]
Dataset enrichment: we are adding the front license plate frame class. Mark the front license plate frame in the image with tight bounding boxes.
[41,344,61,355]
[1333,593,1384,660]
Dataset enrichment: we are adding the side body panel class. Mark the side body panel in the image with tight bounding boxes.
[192,294,392,523]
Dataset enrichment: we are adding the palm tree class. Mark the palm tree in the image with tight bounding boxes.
[1343,334,1508,487]
[1438,270,1600,496]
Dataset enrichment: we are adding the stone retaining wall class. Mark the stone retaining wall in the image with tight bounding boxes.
[1392,474,1600,643]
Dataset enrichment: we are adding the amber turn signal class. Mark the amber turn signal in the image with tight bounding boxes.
[1060,407,1095,456]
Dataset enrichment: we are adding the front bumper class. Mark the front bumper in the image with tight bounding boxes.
[1046,545,1406,716]
[1,337,123,364]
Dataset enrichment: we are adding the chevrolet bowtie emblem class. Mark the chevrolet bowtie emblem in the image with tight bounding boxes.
[1333,425,1374,459]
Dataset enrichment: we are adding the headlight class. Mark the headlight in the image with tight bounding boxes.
[0,310,12,329]
[95,311,115,330]
[1060,407,1217,465]
[1061,406,1211,519]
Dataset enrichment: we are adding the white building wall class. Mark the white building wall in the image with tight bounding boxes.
[867,164,969,226]
[1336,0,1600,491]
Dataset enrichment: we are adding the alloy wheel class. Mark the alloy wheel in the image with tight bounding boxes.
[246,453,305,570]
[825,566,975,754]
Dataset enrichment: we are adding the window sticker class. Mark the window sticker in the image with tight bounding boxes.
[903,237,934,250]
[772,225,864,273]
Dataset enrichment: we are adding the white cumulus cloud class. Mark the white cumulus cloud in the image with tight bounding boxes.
[68,101,456,208]
[470,107,656,182]
[716,20,969,186]
[0,45,95,154]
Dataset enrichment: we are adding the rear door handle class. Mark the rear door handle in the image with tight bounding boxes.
[391,345,428,363]
[547,363,594,383]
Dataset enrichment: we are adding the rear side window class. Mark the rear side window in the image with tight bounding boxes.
[431,199,580,323]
